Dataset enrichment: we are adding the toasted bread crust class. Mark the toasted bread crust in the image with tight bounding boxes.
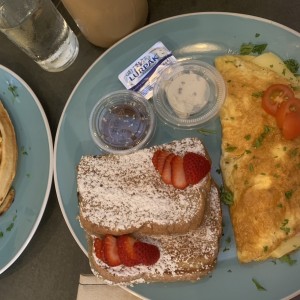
[87,182,222,285]
[78,138,211,236]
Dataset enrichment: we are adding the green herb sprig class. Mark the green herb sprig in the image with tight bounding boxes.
[252,278,266,291]
[240,43,268,55]
[279,254,297,266]
[221,186,234,206]
[284,58,299,74]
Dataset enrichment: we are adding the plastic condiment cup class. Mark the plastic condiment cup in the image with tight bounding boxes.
[153,60,226,128]
[89,90,156,154]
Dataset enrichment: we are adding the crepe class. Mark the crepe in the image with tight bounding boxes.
[215,54,300,262]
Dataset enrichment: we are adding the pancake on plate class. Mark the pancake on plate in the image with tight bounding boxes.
[0,101,18,215]
[215,52,300,262]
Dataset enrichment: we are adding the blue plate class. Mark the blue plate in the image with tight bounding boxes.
[54,13,300,300]
[0,65,53,274]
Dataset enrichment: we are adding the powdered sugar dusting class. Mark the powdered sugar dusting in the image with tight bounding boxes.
[77,138,210,234]
[89,183,222,284]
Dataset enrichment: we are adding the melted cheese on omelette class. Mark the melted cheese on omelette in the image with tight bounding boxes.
[215,55,300,263]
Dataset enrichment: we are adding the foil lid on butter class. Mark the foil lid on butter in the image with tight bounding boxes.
[118,41,177,99]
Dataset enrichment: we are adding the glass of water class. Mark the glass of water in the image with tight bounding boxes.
[0,0,79,72]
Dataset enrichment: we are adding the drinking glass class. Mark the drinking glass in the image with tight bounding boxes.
[0,0,79,72]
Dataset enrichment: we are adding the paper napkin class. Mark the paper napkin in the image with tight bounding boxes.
[76,274,148,300]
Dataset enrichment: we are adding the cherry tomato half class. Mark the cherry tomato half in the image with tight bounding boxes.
[282,111,300,140]
[275,97,300,129]
[262,84,295,116]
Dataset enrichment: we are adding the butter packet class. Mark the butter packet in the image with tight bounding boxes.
[118,41,177,99]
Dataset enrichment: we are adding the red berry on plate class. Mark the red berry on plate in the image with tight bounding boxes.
[156,150,171,175]
[117,235,139,267]
[94,237,106,263]
[161,153,175,184]
[133,241,160,266]
[152,150,161,170]
[171,155,188,189]
[103,235,122,267]
[183,152,211,185]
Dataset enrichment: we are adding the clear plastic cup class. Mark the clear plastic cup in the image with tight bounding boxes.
[153,60,226,128]
[89,90,156,154]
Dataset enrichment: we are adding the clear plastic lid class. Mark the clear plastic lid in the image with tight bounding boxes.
[89,90,156,154]
[153,60,226,128]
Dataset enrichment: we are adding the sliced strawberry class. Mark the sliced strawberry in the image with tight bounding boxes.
[117,235,139,267]
[152,150,161,170]
[183,152,211,185]
[156,150,171,175]
[171,155,188,189]
[161,153,175,184]
[133,241,160,266]
[103,235,121,267]
[94,237,106,263]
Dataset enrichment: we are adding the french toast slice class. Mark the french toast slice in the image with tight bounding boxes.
[77,138,211,236]
[87,182,222,284]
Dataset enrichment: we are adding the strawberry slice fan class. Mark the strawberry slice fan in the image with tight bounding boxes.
[94,234,160,267]
[152,150,211,190]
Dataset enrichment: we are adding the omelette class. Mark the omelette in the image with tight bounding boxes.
[215,53,300,263]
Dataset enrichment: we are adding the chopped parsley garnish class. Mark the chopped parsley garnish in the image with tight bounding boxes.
[263,245,269,252]
[280,219,290,235]
[252,91,263,98]
[288,147,299,157]
[279,254,297,266]
[283,58,299,74]
[21,146,28,155]
[223,246,230,252]
[221,186,234,206]
[244,134,251,141]
[6,223,14,232]
[240,43,267,55]
[253,125,272,148]
[285,190,293,200]
[255,33,260,38]
[252,278,266,291]
[197,128,217,135]
[8,84,19,97]
[0,231,3,238]
[225,144,237,152]
[225,236,231,244]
